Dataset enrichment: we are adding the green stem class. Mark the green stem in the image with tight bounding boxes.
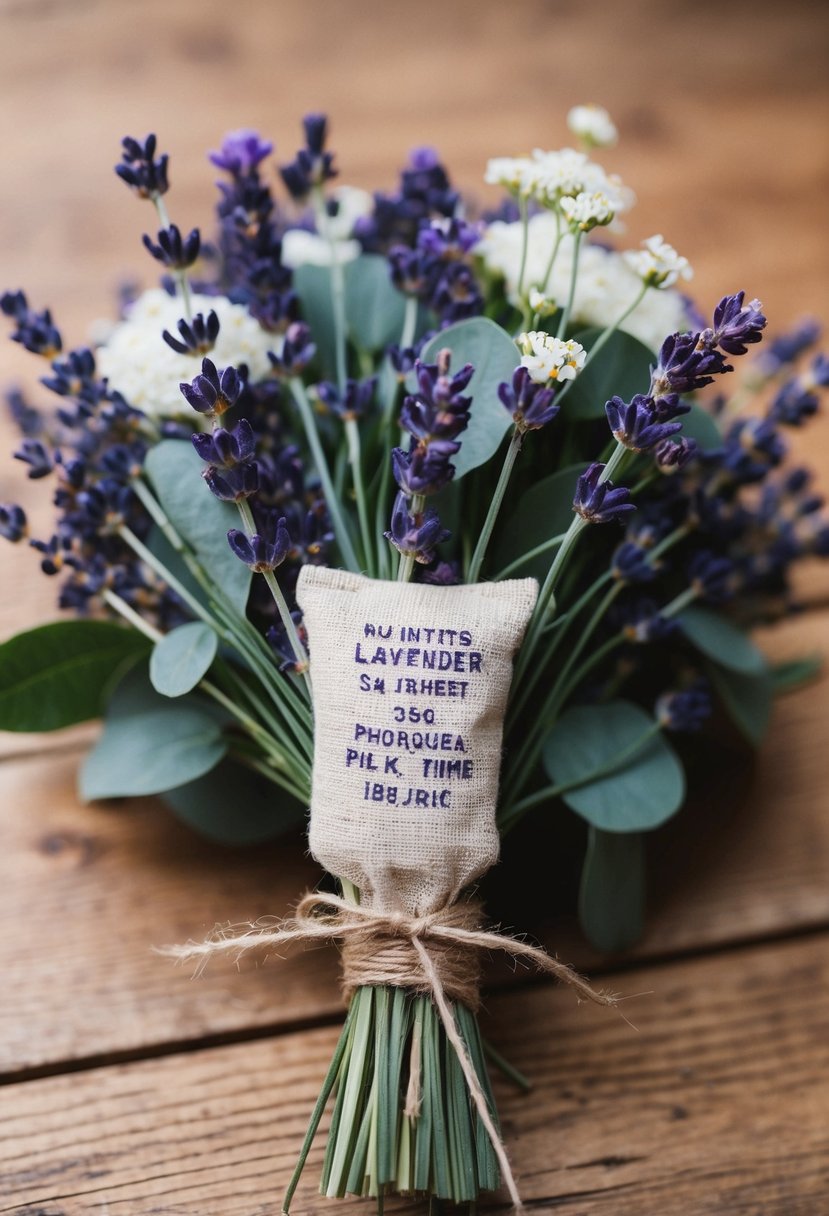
[556,229,582,338]
[345,416,374,575]
[539,207,563,293]
[102,588,162,643]
[314,186,348,390]
[289,377,360,571]
[396,493,425,584]
[467,428,523,583]
[118,523,217,630]
[515,194,530,301]
[493,531,567,581]
[401,294,418,351]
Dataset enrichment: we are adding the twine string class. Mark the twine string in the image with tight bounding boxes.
[165,891,620,1209]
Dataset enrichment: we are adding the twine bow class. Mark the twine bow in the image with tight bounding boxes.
[167,891,620,1209]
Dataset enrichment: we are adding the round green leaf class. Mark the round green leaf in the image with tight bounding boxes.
[79,702,227,801]
[678,606,767,676]
[542,700,685,831]
[150,622,218,698]
[344,254,407,352]
[144,441,252,614]
[416,317,519,479]
[565,327,654,420]
[707,661,773,746]
[578,827,645,953]
[294,262,338,379]
[162,759,306,845]
[0,621,149,732]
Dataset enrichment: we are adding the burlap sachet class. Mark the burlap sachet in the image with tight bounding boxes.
[296,567,538,916]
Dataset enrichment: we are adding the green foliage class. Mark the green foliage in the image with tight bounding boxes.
[677,402,722,451]
[542,700,685,831]
[771,654,823,694]
[678,606,767,676]
[293,263,338,379]
[565,327,654,420]
[490,464,581,580]
[417,317,519,478]
[144,440,252,614]
[161,758,305,844]
[707,661,774,746]
[578,826,645,953]
[0,621,149,732]
[344,255,408,353]
[79,667,228,801]
[149,622,218,698]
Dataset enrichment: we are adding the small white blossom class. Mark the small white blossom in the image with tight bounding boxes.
[484,156,537,197]
[281,229,361,268]
[560,191,615,232]
[567,104,618,149]
[95,289,275,419]
[530,147,634,218]
[529,287,556,316]
[518,331,587,384]
[624,235,693,289]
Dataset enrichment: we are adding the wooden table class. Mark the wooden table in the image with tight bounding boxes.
[2,2,828,1211]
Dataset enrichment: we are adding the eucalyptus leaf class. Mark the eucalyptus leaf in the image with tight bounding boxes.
[771,653,823,694]
[144,440,252,614]
[490,463,581,580]
[161,758,305,844]
[707,661,774,747]
[565,327,654,420]
[150,622,218,698]
[344,255,407,352]
[677,402,722,452]
[679,606,767,676]
[294,262,338,378]
[0,621,149,732]
[578,826,645,953]
[542,700,685,831]
[416,317,519,478]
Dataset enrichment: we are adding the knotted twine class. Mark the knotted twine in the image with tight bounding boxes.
[168,890,620,1209]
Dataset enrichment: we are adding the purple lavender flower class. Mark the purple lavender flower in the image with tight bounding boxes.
[654,436,699,473]
[498,366,559,432]
[702,292,767,356]
[279,113,337,199]
[355,146,458,253]
[1,291,62,357]
[227,516,290,572]
[605,394,683,452]
[192,419,256,467]
[267,322,316,378]
[616,598,676,644]
[420,560,461,585]
[384,492,450,564]
[202,461,259,502]
[14,438,53,479]
[142,225,201,270]
[389,218,483,326]
[573,462,636,525]
[656,678,712,731]
[0,503,27,542]
[163,310,220,356]
[115,134,169,199]
[651,331,732,401]
[768,378,820,427]
[180,358,244,416]
[209,130,274,176]
[756,318,820,374]
[688,551,735,601]
[316,377,377,421]
[611,541,656,584]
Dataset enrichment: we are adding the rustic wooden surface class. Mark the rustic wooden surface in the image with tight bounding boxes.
[2,0,829,1211]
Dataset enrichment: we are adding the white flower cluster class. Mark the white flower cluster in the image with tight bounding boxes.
[518,331,587,384]
[96,288,276,418]
[484,148,634,217]
[624,234,693,289]
[477,213,691,352]
[560,190,616,232]
[566,104,618,149]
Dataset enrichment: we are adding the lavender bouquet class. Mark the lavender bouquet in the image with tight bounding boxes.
[2,106,828,1206]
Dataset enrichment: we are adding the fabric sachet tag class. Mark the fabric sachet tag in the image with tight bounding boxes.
[296,567,538,915]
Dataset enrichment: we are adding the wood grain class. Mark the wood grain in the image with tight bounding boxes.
[2,934,827,1214]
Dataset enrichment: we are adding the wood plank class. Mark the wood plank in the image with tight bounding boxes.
[2,934,827,1213]
[2,611,829,1078]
